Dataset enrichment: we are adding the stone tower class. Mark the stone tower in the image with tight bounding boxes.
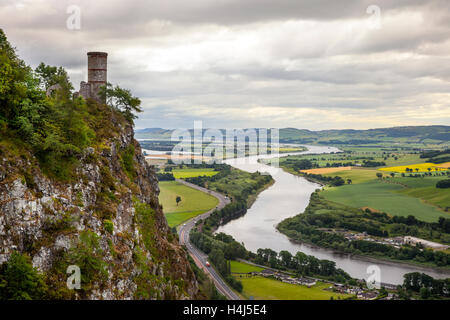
[77,52,108,103]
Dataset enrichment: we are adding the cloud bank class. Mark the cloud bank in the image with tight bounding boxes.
[1,0,450,129]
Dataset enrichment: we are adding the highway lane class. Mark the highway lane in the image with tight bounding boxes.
[176,179,240,300]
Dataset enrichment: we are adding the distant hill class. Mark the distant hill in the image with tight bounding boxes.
[280,126,450,145]
[135,128,174,139]
[136,125,450,145]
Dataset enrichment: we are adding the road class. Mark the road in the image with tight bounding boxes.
[176,179,241,300]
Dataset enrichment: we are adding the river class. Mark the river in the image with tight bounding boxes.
[217,145,450,284]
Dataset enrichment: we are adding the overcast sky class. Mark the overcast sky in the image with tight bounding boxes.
[1,0,450,130]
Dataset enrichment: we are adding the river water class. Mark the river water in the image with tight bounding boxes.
[217,145,450,284]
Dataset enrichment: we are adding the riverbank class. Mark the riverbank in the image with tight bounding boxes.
[279,226,450,276]
[218,145,450,284]
[208,178,276,235]
[277,190,450,276]
[279,166,326,186]
[247,179,275,208]
[275,149,450,277]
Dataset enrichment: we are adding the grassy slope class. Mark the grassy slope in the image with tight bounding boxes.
[395,177,450,209]
[237,276,351,300]
[159,181,219,227]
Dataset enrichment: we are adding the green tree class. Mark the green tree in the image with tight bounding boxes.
[279,250,293,269]
[99,83,142,124]
[66,231,108,288]
[176,196,182,206]
[0,252,47,300]
[35,62,73,92]
[420,287,430,299]
[0,29,95,180]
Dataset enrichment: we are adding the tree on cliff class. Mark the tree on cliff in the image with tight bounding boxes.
[35,62,73,92]
[99,83,142,125]
[0,252,47,300]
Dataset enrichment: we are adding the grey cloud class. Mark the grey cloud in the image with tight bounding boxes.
[1,0,449,130]
[2,0,446,30]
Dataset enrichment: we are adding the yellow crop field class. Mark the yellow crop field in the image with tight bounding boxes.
[379,163,448,173]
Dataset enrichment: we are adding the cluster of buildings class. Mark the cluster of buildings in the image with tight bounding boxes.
[403,236,449,250]
[251,269,387,300]
[330,283,386,300]
[252,269,317,287]
[343,232,404,248]
[324,229,449,251]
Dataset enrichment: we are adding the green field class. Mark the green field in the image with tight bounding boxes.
[282,146,450,222]
[159,181,219,227]
[230,261,264,274]
[395,177,450,209]
[237,276,350,300]
[164,210,206,228]
[171,168,219,179]
[323,168,378,184]
[322,180,449,222]
[280,150,423,168]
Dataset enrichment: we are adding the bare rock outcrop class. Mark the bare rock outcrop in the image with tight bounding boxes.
[0,122,198,300]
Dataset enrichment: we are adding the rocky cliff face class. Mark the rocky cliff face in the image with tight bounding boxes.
[0,114,198,299]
